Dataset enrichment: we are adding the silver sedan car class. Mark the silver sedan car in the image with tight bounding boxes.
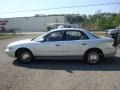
[5,28,117,64]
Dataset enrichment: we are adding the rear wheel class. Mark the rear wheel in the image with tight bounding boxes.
[17,50,33,63]
[84,50,103,64]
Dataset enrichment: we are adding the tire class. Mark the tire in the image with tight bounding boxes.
[17,50,33,64]
[84,50,103,65]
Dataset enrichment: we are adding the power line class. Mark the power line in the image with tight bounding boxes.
[0,2,120,14]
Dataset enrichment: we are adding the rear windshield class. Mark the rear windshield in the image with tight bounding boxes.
[87,31,100,38]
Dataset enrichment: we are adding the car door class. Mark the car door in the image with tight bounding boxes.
[62,30,89,56]
[35,30,63,56]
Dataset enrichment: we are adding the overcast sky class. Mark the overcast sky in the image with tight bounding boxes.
[0,0,120,18]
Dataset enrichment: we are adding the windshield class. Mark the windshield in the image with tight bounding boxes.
[34,32,48,41]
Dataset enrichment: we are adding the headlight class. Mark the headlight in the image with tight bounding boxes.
[7,46,13,50]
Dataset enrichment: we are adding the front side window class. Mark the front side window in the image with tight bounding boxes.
[46,31,63,41]
[65,30,88,40]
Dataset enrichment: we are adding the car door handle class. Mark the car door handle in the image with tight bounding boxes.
[81,43,87,45]
[56,44,60,46]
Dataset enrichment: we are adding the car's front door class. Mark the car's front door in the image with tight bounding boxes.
[62,30,89,56]
[35,30,63,56]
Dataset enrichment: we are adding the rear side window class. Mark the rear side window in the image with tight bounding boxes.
[65,30,89,40]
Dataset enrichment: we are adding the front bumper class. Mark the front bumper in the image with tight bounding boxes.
[5,49,15,58]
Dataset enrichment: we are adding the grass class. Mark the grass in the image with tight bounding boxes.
[0,34,17,40]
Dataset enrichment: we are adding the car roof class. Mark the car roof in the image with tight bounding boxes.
[47,28,99,39]
[107,29,120,34]
[50,28,86,32]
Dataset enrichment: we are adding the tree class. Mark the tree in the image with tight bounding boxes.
[65,12,120,30]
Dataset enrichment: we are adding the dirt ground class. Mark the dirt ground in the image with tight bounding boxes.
[0,34,120,90]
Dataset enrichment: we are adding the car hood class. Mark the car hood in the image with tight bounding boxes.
[8,39,32,46]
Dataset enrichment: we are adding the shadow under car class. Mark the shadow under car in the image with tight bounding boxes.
[12,56,120,73]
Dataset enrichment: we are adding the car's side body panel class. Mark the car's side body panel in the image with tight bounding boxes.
[62,40,90,56]
[33,41,62,56]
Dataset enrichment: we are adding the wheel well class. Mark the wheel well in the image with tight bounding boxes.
[84,48,104,57]
[15,48,33,57]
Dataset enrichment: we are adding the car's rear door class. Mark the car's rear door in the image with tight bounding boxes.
[62,30,89,56]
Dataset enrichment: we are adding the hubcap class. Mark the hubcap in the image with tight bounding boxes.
[22,53,30,60]
[20,52,31,62]
[88,52,99,64]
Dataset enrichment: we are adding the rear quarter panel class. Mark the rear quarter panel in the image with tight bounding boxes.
[86,38,116,57]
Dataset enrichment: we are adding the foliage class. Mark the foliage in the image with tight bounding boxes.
[65,12,120,30]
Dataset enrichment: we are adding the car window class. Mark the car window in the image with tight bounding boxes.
[65,30,88,40]
[46,31,63,41]
[86,31,100,38]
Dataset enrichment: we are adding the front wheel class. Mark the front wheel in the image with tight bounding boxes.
[18,50,33,63]
[84,50,103,64]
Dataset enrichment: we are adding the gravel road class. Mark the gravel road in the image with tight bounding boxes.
[0,34,120,90]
